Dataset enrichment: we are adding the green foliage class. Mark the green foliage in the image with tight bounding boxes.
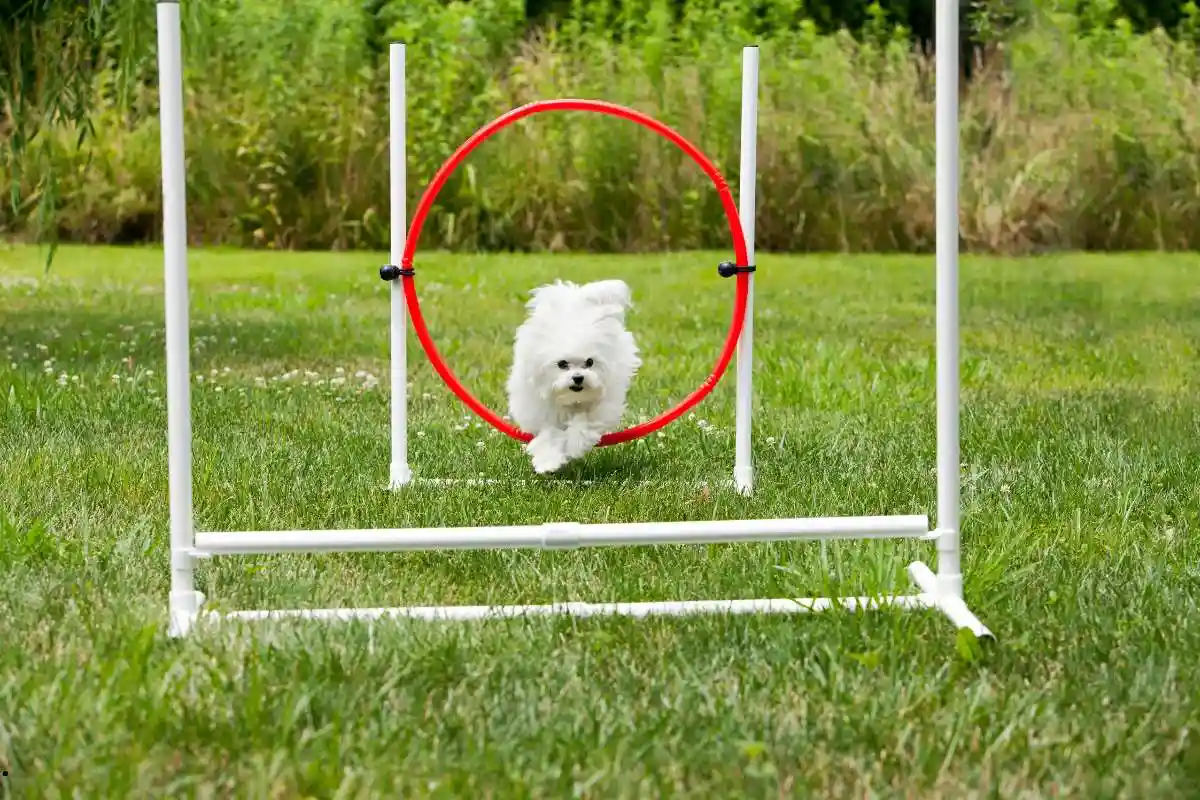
[524,0,1195,41]
[0,0,152,261]
[3,0,1200,254]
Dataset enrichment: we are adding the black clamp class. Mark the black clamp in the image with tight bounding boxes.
[717,261,755,278]
[379,264,414,281]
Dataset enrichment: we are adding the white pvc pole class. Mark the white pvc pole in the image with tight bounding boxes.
[388,42,412,488]
[157,0,199,637]
[734,45,759,496]
[935,0,963,599]
[192,513,933,555]
[212,595,932,624]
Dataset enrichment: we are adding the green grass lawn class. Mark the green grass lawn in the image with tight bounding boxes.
[2,243,1199,796]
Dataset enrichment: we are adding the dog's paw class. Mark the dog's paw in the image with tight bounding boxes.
[527,433,567,473]
[531,448,568,474]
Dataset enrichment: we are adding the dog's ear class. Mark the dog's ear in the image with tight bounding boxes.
[578,279,633,326]
[590,304,628,326]
[525,280,574,311]
[578,279,633,310]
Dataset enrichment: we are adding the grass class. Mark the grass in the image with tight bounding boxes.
[2,243,1200,796]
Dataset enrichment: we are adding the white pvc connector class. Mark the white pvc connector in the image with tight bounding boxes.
[935,0,962,597]
[388,42,412,488]
[908,561,992,639]
[734,45,759,497]
[541,522,583,549]
[156,0,202,638]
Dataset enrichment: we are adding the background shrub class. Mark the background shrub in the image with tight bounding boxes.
[3,0,1200,254]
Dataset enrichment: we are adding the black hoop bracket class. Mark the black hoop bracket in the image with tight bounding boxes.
[380,264,414,281]
[717,261,755,278]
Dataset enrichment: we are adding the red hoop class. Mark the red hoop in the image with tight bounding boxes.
[399,99,750,446]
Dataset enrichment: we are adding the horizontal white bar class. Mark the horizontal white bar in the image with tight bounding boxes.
[908,561,994,639]
[193,514,932,555]
[202,594,935,624]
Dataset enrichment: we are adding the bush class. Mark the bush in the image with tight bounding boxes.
[2,0,1200,253]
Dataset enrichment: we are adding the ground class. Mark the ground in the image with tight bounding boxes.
[1,244,1198,796]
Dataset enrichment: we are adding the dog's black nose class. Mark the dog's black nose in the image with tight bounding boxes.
[571,375,584,386]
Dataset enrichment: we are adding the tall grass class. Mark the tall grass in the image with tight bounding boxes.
[3,0,1200,254]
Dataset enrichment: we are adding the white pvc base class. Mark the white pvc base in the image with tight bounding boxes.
[171,560,991,639]
[389,463,412,488]
[168,589,207,638]
[908,561,993,639]
[733,465,754,496]
[169,518,992,640]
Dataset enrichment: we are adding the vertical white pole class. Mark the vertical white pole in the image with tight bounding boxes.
[935,0,963,598]
[734,45,759,497]
[389,42,412,488]
[157,0,201,636]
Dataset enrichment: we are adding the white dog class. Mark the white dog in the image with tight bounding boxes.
[506,279,641,474]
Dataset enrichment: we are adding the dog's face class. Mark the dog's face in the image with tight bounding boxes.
[510,279,640,421]
[543,352,607,407]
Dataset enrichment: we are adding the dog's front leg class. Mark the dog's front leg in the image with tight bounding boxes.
[561,420,604,463]
[527,429,569,474]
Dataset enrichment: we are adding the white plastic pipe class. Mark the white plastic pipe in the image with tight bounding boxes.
[388,42,412,488]
[734,45,759,497]
[909,561,993,638]
[935,0,963,599]
[192,514,932,555]
[206,594,933,624]
[156,0,200,638]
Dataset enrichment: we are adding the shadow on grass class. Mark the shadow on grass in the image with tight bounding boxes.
[402,444,713,487]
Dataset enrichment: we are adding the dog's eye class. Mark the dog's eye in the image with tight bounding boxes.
[556,360,569,370]
[584,358,594,368]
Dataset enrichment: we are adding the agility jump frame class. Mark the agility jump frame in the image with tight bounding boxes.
[156,0,992,639]
[381,90,757,489]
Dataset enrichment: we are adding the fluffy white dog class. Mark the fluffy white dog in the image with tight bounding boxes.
[506,279,641,474]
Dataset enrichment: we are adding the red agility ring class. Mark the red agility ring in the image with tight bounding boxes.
[397,99,751,446]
